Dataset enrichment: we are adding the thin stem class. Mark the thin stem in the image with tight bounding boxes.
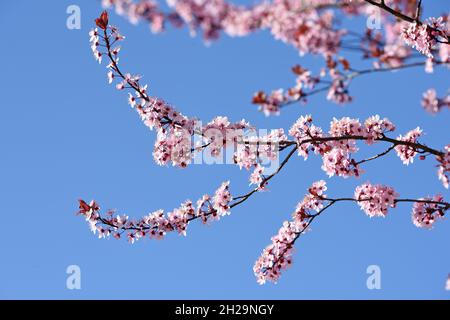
[278,60,450,110]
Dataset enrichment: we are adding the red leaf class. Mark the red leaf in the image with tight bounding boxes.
[95,11,109,30]
[78,199,91,214]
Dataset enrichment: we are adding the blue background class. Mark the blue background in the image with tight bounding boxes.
[0,1,449,299]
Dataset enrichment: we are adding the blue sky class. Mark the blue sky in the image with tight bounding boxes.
[0,1,449,299]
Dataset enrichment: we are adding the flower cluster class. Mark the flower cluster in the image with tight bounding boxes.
[202,116,252,157]
[412,195,446,229]
[103,0,347,56]
[253,179,448,284]
[77,181,233,242]
[91,12,449,189]
[327,77,353,104]
[394,127,423,165]
[87,11,450,286]
[437,145,450,189]
[288,114,397,178]
[253,221,298,285]
[354,183,399,217]
[230,129,287,171]
[91,15,264,169]
[249,164,265,188]
[253,180,327,285]
[402,17,448,58]
[252,62,352,116]
[421,89,450,114]
[213,181,232,215]
[402,22,435,58]
[294,180,327,223]
[251,89,286,117]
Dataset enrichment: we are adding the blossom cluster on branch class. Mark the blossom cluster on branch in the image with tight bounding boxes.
[421,89,450,114]
[101,0,450,115]
[78,181,231,241]
[90,21,449,187]
[253,180,448,284]
[101,0,449,55]
[81,9,450,286]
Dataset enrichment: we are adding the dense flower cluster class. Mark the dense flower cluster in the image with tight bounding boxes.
[253,221,298,285]
[102,1,450,61]
[411,195,446,229]
[253,179,448,284]
[421,89,450,114]
[77,181,233,242]
[354,183,399,217]
[253,180,327,284]
[103,0,349,56]
[295,180,327,222]
[402,17,448,58]
[213,181,232,215]
[402,22,436,58]
[394,127,423,165]
[249,164,265,188]
[288,115,398,178]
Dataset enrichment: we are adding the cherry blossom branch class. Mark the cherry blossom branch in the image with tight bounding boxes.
[254,181,449,284]
[363,0,417,24]
[253,60,450,115]
[364,0,450,48]
[297,134,443,157]
[83,11,450,287]
[90,14,449,190]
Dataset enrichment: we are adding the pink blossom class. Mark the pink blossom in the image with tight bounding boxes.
[167,200,195,236]
[212,181,232,216]
[402,22,435,58]
[421,89,450,114]
[253,221,297,285]
[254,180,327,285]
[249,164,265,188]
[289,114,322,159]
[437,145,450,189]
[104,0,346,56]
[252,89,285,116]
[327,78,352,104]
[412,195,446,229]
[363,115,396,145]
[329,117,363,152]
[127,93,136,108]
[233,142,258,170]
[321,148,361,178]
[395,127,423,165]
[354,183,399,217]
[257,129,286,162]
[295,180,327,217]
